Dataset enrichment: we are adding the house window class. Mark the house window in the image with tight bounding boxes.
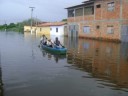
[108,2,115,11]
[83,26,90,34]
[96,25,100,29]
[107,26,114,34]
[56,28,58,32]
[84,6,94,15]
[75,8,83,16]
[96,4,101,8]
[68,9,75,17]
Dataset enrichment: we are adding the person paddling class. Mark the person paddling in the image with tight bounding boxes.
[54,37,63,48]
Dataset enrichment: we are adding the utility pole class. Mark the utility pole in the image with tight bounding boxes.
[29,7,35,34]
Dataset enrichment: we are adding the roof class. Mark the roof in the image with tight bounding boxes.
[82,0,95,4]
[37,22,67,27]
[65,0,94,9]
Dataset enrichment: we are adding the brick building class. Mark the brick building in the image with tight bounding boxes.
[66,0,128,42]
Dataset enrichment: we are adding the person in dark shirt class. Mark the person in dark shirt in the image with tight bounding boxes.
[54,37,62,48]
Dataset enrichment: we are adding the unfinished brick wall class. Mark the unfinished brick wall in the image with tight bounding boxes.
[75,16,83,22]
[122,0,128,19]
[99,0,120,20]
[67,0,128,41]
[67,17,74,23]
[95,0,102,20]
[84,15,94,21]
[79,21,95,38]
[101,21,120,40]
[94,0,121,41]
[94,21,102,38]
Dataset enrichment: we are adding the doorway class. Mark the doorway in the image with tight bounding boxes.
[69,24,79,37]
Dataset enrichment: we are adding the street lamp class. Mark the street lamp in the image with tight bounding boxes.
[29,7,35,34]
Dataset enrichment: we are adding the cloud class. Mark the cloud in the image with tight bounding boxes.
[0,0,85,24]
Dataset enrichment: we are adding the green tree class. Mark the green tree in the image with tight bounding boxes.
[7,23,16,28]
[62,19,67,22]
[0,18,42,32]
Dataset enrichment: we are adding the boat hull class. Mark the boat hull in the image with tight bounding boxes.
[41,44,67,55]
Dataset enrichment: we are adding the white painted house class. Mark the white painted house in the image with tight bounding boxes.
[50,22,67,36]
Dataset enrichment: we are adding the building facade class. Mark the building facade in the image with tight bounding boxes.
[24,22,67,36]
[50,22,67,36]
[66,0,128,42]
[24,25,50,35]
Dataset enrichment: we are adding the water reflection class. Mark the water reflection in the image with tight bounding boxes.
[24,32,67,63]
[1,31,128,96]
[67,38,128,91]
[40,49,66,63]
[68,37,78,49]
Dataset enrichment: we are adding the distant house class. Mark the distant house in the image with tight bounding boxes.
[24,26,31,32]
[24,22,48,33]
[24,22,67,36]
[37,23,51,35]
[24,22,51,35]
[66,0,128,42]
[50,22,67,36]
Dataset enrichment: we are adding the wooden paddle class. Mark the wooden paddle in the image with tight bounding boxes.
[60,43,65,48]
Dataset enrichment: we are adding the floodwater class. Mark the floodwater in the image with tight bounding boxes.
[0,31,128,96]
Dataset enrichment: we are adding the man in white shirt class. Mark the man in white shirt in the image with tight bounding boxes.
[40,34,47,44]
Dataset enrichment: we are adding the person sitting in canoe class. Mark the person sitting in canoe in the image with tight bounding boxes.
[43,37,47,45]
[40,34,47,44]
[47,39,53,47]
[54,37,62,48]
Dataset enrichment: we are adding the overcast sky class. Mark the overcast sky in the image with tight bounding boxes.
[0,0,86,24]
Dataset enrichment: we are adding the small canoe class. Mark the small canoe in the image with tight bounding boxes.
[41,44,67,55]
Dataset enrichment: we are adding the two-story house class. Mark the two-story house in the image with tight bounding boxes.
[66,0,128,42]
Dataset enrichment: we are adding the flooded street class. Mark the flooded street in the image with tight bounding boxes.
[0,31,128,96]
